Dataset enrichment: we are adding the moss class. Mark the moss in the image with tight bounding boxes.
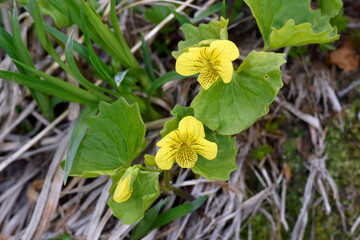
[308,100,360,239]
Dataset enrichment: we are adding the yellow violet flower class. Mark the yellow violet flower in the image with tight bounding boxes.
[175,40,239,90]
[155,116,217,170]
[113,175,133,203]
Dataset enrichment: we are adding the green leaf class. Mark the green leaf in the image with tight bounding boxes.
[28,0,70,73]
[144,154,156,168]
[80,0,139,69]
[249,144,274,161]
[172,17,228,59]
[141,33,156,81]
[69,98,147,177]
[133,196,207,239]
[47,233,75,240]
[191,51,286,135]
[79,8,116,88]
[288,46,308,59]
[9,2,54,120]
[64,105,98,184]
[11,60,101,104]
[88,0,100,10]
[65,31,114,101]
[0,70,97,105]
[45,23,90,63]
[108,167,160,225]
[114,67,152,94]
[222,0,227,18]
[160,105,194,137]
[132,199,167,239]
[144,196,207,235]
[36,0,73,27]
[244,0,340,50]
[229,0,244,24]
[147,71,186,99]
[330,8,348,33]
[319,0,343,18]
[192,129,238,180]
[145,5,171,24]
[191,2,223,23]
[158,106,237,180]
[168,7,192,25]
[48,0,115,62]
[0,26,17,60]
[9,4,33,69]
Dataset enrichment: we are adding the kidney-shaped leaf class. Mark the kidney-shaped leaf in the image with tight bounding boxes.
[159,106,238,180]
[69,98,147,177]
[191,51,286,135]
[244,0,341,50]
[192,128,238,181]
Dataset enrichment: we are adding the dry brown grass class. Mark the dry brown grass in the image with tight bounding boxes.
[0,0,359,239]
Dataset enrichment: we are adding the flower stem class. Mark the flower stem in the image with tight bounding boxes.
[140,166,160,172]
[164,170,195,201]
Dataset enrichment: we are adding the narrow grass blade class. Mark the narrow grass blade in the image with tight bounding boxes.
[222,0,227,18]
[45,23,90,62]
[28,0,70,73]
[45,22,114,88]
[64,105,98,184]
[10,3,33,67]
[80,8,116,88]
[65,32,114,101]
[110,0,137,67]
[0,26,24,71]
[11,60,101,104]
[10,1,54,120]
[80,0,138,68]
[50,0,116,58]
[191,3,223,23]
[168,8,192,25]
[147,71,186,99]
[141,33,156,81]
[151,196,207,229]
[133,196,208,239]
[0,70,96,105]
[132,199,168,239]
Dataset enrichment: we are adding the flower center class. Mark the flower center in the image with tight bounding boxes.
[176,146,197,168]
[180,142,187,148]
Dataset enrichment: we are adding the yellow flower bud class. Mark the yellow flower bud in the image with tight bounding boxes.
[113,175,133,203]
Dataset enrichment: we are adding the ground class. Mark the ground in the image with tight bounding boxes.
[0,0,359,239]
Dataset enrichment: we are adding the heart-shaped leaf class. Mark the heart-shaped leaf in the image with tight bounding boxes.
[68,98,147,177]
[244,0,341,50]
[191,51,286,135]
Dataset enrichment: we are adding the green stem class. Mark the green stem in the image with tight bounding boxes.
[140,166,160,172]
[164,171,195,201]
[164,170,172,190]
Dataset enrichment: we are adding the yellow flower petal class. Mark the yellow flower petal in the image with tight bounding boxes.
[210,40,239,61]
[217,59,234,83]
[156,130,182,148]
[155,146,177,170]
[175,48,203,76]
[113,175,133,203]
[197,66,219,90]
[191,137,218,160]
[175,147,198,168]
[178,116,205,139]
